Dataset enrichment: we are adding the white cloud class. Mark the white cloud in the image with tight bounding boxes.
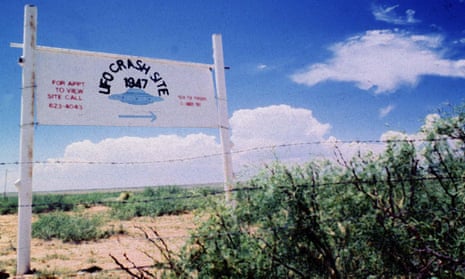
[34,134,224,191]
[229,105,335,172]
[61,134,220,163]
[34,105,440,191]
[255,63,278,73]
[230,104,330,148]
[29,105,454,193]
[291,29,465,93]
[379,113,453,146]
[379,104,395,118]
[372,4,419,25]
[257,64,268,71]
[33,105,338,191]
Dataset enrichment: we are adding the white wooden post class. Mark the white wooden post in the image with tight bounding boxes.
[16,4,37,275]
[212,34,234,202]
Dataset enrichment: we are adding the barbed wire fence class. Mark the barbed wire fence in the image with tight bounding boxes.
[0,136,450,167]
[0,136,463,277]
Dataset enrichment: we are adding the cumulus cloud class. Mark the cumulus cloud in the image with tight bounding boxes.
[34,105,435,191]
[378,113,453,155]
[372,4,419,25]
[34,134,224,191]
[230,104,331,148]
[33,105,339,191]
[291,30,465,93]
[229,105,335,172]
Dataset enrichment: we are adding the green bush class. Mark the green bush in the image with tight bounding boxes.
[0,196,18,215]
[110,186,219,220]
[32,191,120,214]
[113,104,465,278]
[32,194,74,213]
[2,187,218,217]
[1,192,123,216]
[32,211,110,242]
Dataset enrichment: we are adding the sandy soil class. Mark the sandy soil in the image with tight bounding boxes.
[0,206,196,278]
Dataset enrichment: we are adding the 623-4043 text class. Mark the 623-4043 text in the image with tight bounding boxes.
[124,77,148,89]
[49,103,83,110]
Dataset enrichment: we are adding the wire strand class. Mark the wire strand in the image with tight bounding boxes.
[0,136,455,166]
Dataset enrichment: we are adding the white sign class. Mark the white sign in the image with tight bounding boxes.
[35,47,218,127]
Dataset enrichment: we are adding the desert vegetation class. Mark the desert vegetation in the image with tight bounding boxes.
[27,186,220,243]
[113,105,465,278]
[1,105,465,278]
[0,186,219,277]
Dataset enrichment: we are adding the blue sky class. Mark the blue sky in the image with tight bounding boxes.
[1,0,465,192]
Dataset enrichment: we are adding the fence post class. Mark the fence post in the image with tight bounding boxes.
[16,4,37,275]
[212,34,234,202]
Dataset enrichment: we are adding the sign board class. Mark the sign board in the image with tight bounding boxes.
[35,47,218,127]
[13,5,232,276]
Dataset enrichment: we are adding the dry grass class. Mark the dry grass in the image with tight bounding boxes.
[0,206,196,278]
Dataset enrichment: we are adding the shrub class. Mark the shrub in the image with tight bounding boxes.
[32,194,74,213]
[110,186,219,220]
[113,104,465,278]
[32,211,111,242]
[32,191,121,214]
[0,196,17,215]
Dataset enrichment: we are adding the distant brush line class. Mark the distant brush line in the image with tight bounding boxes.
[8,175,463,210]
[0,137,454,166]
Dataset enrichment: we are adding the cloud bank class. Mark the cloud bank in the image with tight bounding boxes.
[28,107,449,193]
[33,105,438,191]
[35,134,224,191]
[32,105,341,191]
[291,29,465,93]
[31,104,432,192]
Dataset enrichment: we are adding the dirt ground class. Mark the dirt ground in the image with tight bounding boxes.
[0,206,197,278]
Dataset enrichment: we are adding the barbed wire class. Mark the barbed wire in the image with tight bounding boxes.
[0,136,456,167]
[1,137,463,277]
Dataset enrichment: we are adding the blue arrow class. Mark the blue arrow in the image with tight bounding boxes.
[118,111,157,122]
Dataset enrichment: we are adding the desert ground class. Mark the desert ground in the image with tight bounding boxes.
[0,206,195,278]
